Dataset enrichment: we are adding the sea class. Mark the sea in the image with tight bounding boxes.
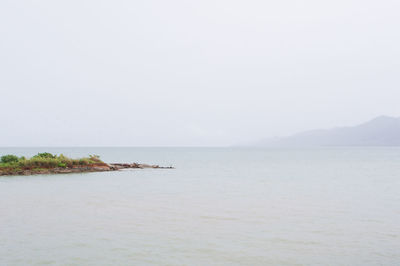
[0,147,399,266]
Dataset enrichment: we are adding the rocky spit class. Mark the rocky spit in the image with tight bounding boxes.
[0,163,174,176]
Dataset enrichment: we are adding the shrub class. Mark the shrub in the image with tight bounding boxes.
[18,158,27,167]
[33,152,56,159]
[22,157,58,168]
[58,162,67,168]
[1,155,19,164]
[0,163,13,169]
[58,154,73,167]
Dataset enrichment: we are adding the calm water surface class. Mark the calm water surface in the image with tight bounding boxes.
[0,147,399,265]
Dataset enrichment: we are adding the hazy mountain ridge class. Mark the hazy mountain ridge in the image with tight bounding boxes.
[252,116,400,147]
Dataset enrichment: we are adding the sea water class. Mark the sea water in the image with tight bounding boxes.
[0,147,399,265]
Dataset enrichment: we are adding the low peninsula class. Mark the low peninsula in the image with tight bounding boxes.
[0,153,173,176]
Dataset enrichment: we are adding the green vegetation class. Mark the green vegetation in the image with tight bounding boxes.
[1,154,20,164]
[0,153,106,174]
[33,152,57,159]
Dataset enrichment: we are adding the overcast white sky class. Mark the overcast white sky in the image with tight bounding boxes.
[1,0,399,146]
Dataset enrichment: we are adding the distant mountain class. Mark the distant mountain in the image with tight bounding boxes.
[251,116,400,147]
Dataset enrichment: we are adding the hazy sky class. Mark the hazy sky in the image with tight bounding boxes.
[1,0,399,146]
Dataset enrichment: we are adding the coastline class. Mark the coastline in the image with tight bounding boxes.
[0,153,174,176]
[0,163,174,176]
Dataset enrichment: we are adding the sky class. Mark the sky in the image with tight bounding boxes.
[1,0,399,146]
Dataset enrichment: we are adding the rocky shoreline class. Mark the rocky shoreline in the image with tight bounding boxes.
[0,163,174,176]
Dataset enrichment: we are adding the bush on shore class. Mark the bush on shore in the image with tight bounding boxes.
[0,153,105,170]
[1,155,20,164]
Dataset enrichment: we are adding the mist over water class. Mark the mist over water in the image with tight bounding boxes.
[1,147,399,265]
[2,0,400,147]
